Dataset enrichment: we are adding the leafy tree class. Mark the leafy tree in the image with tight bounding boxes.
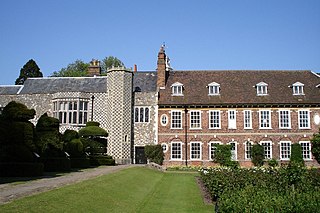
[15,59,43,85]
[290,143,304,166]
[145,145,164,165]
[251,144,265,167]
[311,132,320,164]
[101,56,125,72]
[51,60,89,77]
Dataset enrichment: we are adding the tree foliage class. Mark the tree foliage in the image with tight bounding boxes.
[290,143,304,166]
[311,132,320,164]
[145,145,164,165]
[15,59,43,85]
[51,60,89,77]
[251,144,265,167]
[101,56,125,71]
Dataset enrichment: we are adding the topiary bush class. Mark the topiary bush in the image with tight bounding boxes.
[64,138,84,158]
[62,129,79,143]
[213,144,234,167]
[290,143,304,166]
[251,144,265,167]
[0,162,44,177]
[85,121,100,127]
[145,145,164,165]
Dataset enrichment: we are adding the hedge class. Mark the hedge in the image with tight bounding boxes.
[0,162,44,177]
[89,156,115,166]
[70,158,91,168]
[43,157,71,172]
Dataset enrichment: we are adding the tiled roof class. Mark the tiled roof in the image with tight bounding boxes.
[18,77,108,94]
[133,72,157,92]
[158,70,320,106]
[0,85,23,95]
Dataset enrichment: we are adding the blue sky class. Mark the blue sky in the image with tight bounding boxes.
[0,0,319,85]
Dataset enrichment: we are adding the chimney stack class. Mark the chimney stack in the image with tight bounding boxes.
[134,64,137,72]
[157,46,168,89]
[88,59,101,77]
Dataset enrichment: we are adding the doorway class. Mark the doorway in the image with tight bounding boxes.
[135,147,147,164]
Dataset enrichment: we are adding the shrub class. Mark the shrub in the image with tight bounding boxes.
[86,121,100,127]
[89,156,115,166]
[145,145,164,165]
[64,138,84,158]
[268,158,279,167]
[0,144,34,162]
[311,132,320,164]
[62,129,79,143]
[213,144,233,167]
[0,162,44,177]
[290,143,304,166]
[43,157,71,172]
[251,144,264,167]
[70,158,90,168]
[79,126,108,138]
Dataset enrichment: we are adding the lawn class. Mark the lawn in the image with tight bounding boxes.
[0,167,212,213]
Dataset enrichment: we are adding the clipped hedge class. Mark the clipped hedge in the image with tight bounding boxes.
[0,162,44,177]
[43,157,71,172]
[145,145,164,165]
[89,156,115,166]
[70,158,91,168]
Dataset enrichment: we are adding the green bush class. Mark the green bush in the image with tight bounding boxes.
[213,144,233,167]
[70,158,90,168]
[268,158,279,167]
[43,157,71,172]
[311,132,320,164]
[79,126,108,138]
[64,138,84,158]
[89,156,115,166]
[251,144,264,167]
[290,143,304,166]
[0,162,44,177]
[1,101,35,122]
[0,144,35,163]
[145,145,164,165]
[62,129,79,143]
[85,121,100,127]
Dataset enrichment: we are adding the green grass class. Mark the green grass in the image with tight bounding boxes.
[0,167,212,213]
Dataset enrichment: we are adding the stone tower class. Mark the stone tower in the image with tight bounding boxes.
[106,67,133,164]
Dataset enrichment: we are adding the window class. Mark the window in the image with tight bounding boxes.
[171,110,182,129]
[171,142,182,160]
[228,110,237,129]
[209,110,221,129]
[134,107,149,123]
[190,110,201,129]
[256,82,268,95]
[209,142,222,160]
[292,82,304,95]
[171,82,183,96]
[160,114,168,126]
[259,110,271,129]
[229,142,237,160]
[243,110,252,129]
[260,141,272,159]
[279,110,291,129]
[298,110,310,129]
[190,142,202,160]
[280,141,291,160]
[53,99,88,125]
[245,141,253,160]
[299,141,311,160]
[161,143,168,153]
[208,82,220,95]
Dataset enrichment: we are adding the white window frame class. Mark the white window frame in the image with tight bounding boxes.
[292,82,305,95]
[298,110,310,129]
[279,110,291,129]
[256,82,268,96]
[280,141,291,160]
[171,142,182,160]
[170,110,183,129]
[171,82,184,96]
[228,141,238,161]
[243,110,252,129]
[244,141,253,160]
[190,142,202,160]
[260,141,272,159]
[209,141,222,161]
[189,110,201,129]
[228,110,237,129]
[160,114,168,126]
[259,110,272,129]
[209,110,221,129]
[299,141,312,160]
[161,143,168,153]
[208,82,220,96]
[134,106,150,123]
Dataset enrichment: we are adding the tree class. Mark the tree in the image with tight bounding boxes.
[51,60,89,77]
[311,132,320,164]
[251,144,265,167]
[15,59,43,85]
[101,56,125,72]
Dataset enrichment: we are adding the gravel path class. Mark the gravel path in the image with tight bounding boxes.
[0,164,138,205]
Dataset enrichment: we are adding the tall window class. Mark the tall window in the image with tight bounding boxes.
[298,110,310,129]
[243,110,252,129]
[208,82,220,95]
[280,141,291,160]
[190,142,202,160]
[171,82,183,96]
[190,111,201,129]
[171,110,182,129]
[171,142,182,160]
[245,141,253,160]
[259,110,271,129]
[53,99,88,125]
[292,82,304,95]
[279,110,291,129]
[299,141,311,160]
[229,142,237,160]
[256,82,268,96]
[260,141,272,159]
[134,107,149,123]
[209,142,221,160]
[228,110,237,129]
[209,110,221,129]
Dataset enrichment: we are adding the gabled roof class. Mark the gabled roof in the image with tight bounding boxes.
[159,70,320,106]
[133,72,157,92]
[0,85,23,95]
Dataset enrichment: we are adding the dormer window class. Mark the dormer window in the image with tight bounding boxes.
[292,82,304,95]
[171,82,183,96]
[256,82,268,96]
[208,82,220,95]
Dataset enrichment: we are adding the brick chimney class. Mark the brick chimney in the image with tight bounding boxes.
[157,46,168,89]
[88,59,101,76]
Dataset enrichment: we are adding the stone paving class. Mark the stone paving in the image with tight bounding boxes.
[0,164,138,205]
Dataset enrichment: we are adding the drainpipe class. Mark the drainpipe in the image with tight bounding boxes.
[91,95,95,121]
[184,106,188,166]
